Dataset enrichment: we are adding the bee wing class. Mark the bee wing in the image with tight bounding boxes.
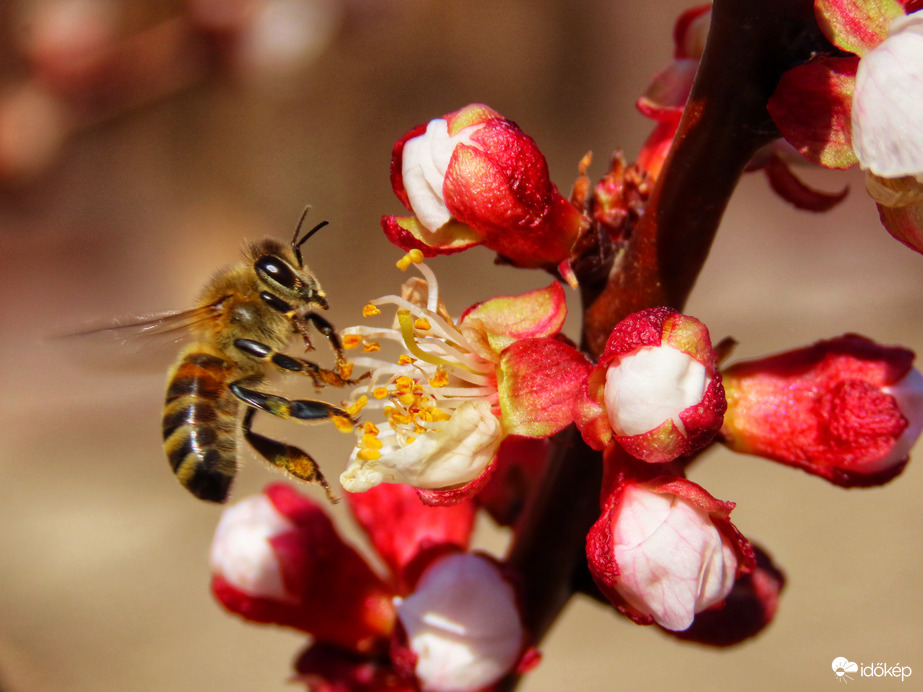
[58,301,225,373]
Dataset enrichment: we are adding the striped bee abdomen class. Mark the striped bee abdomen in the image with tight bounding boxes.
[163,348,240,503]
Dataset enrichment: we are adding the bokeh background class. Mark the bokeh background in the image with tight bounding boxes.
[0,1,921,690]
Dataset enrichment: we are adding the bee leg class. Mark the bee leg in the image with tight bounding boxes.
[233,338,358,389]
[302,312,347,370]
[241,408,339,504]
[230,381,357,428]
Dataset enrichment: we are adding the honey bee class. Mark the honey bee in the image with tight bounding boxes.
[110,211,358,503]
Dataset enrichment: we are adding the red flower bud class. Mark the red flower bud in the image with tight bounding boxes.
[720,334,922,487]
[573,307,727,462]
[383,103,586,268]
[586,449,755,631]
[209,484,395,652]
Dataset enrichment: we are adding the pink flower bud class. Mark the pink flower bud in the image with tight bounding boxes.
[209,484,395,652]
[720,334,922,487]
[573,307,726,462]
[586,452,755,632]
[384,103,585,268]
[394,553,525,692]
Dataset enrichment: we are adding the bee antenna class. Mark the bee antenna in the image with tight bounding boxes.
[291,206,329,267]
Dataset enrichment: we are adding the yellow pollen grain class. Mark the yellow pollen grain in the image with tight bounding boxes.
[332,416,354,433]
[342,334,362,350]
[372,386,390,399]
[396,249,426,271]
[413,317,431,331]
[361,434,383,449]
[429,369,449,388]
[357,448,382,461]
[361,341,381,353]
[346,396,368,416]
[362,303,381,317]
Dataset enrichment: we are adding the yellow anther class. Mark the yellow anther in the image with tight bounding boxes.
[342,334,362,350]
[396,249,426,271]
[397,355,416,365]
[361,434,383,449]
[394,375,415,390]
[429,368,449,388]
[429,407,452,422]
[332,415,355,433]
[414,317,431,331]
[363,303,381,317]
[398,392,416,406]
[362,421,379,435]
[372,386,390,400]
[346,396,368,417]
[362,341,381,353]
[357,448,382,461]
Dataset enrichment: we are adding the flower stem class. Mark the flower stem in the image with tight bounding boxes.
[583,0,827,352]
[501,1,832,688]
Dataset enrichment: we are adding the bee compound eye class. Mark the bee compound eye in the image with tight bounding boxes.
[255,255,298,290]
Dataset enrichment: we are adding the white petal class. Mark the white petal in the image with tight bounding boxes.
[397,554,523,692]
[339,399,503,492]
[401,118,484,231]
[604,345,707,436]
[613,486,737,631]
[209,494,296,602]
[852,11,923,179]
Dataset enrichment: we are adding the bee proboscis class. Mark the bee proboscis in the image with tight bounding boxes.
[99,211,359,503]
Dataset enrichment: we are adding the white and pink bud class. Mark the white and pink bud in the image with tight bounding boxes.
[383,103,586,269]
[851,11,923,182]
[720,334,923,487]
[209,483,395,653]
[574,307,726,463]
[393,552,526,692]
[586,450,755,631]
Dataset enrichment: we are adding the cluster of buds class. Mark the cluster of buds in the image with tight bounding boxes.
[211,483,534,692]
[202,14,923,680]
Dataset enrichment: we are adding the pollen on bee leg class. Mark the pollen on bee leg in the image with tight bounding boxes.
[396,249,426,271]
[339,362,355,380]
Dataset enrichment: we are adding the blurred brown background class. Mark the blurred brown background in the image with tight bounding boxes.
[0,1,921,690]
